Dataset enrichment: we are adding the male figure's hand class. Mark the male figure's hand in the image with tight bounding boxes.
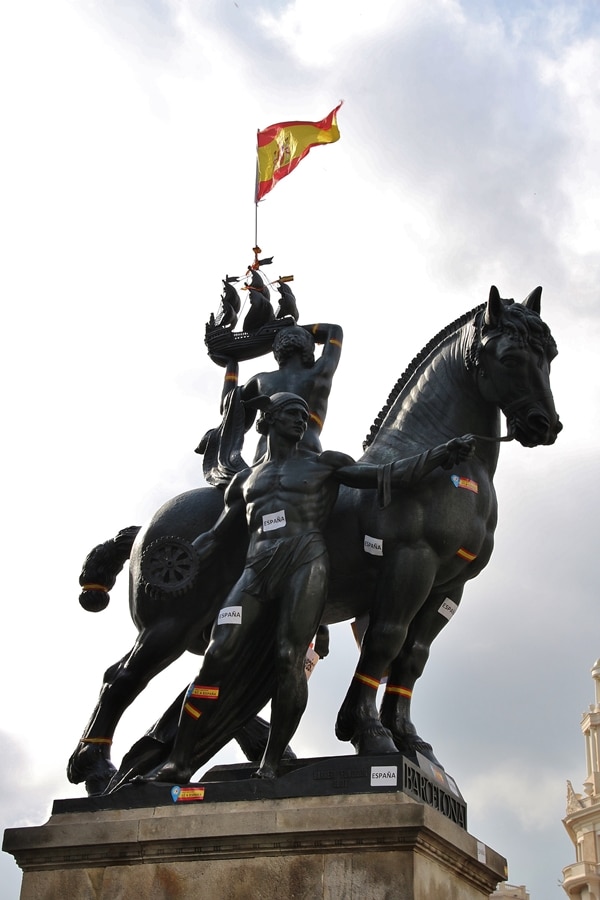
[442,435,476,469]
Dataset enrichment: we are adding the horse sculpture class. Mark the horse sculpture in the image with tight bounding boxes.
[68,286,561,794]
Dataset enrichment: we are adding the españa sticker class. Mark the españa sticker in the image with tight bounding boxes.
[263,509,286,532]
[450,474,479,493]
[438,598,458,620]
[171,785,205,803]
[364,535,383,556]
[370,765,398,786]
[218,606,242,625]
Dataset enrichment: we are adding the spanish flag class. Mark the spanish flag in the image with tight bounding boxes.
[255,103,342,202]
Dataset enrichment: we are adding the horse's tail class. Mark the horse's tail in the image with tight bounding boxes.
[78,525,141,612]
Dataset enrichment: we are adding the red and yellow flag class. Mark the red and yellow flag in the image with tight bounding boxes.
[255,103,342,202]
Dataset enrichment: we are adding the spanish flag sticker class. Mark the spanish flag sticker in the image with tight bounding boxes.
[171,785,205,803]
[188,685,220,700]
[450,474,479,493]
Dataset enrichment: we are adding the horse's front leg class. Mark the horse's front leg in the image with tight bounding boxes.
[67,618,193,794]
[380,586,464,768]
[335,550,435,756]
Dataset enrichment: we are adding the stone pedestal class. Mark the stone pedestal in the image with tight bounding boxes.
[4,791,506,899]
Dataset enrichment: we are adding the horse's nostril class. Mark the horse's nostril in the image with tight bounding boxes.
[527,411,550,434]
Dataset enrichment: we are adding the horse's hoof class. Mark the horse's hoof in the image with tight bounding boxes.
[252,764,277,780]
[67,744,117,794]
[334,712,354,742]
[393,735,444,770]
[85,771,116,796]
[352,725,398,756]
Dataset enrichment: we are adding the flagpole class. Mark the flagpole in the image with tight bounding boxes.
[253,104,342,268]
[254,129,260,257]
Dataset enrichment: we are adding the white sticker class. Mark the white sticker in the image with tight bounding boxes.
[217,606,242,625]
[370,765,398,786]
[263,509,286,532]
[438,598,458,620]
[364,535,383,556]
[304,646,320,680]
[476,841,486,864]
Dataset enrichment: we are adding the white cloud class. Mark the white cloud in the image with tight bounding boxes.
[465,761,566,831]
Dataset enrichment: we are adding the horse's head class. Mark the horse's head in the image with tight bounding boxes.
[469,285,562,447]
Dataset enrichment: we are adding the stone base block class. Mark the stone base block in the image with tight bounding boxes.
[4,792,506,899]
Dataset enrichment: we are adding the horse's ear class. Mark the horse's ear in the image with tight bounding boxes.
[485,285,502,328]
[522,285,542,314]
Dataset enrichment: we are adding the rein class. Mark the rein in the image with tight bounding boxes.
[472,432,515,444]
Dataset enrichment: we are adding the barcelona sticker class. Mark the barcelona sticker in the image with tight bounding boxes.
[450,474,478,493]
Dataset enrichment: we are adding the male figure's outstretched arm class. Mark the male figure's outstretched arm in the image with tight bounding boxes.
[330,435,476,490]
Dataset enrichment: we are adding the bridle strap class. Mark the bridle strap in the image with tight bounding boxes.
[501,391,554,417]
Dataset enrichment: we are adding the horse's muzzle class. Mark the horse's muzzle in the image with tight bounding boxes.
[510,409,562,447]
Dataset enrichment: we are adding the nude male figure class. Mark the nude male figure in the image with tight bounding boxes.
[239,323,343,457]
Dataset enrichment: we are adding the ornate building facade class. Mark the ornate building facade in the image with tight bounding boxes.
[562,659,600,898]
[490,884,530,898]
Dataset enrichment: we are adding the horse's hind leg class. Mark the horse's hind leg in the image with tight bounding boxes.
[380,586,464,768]
[335,551,436,756]
[67,620,192,794]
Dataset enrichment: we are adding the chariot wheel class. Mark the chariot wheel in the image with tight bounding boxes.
[141,535,199,595]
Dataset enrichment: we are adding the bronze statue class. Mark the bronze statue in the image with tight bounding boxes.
[138,393,475,783]
[68,286,561,795]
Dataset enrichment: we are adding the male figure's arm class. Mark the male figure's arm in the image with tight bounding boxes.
[332,436,476,490]
[303,323,343,381]
[192,471,248,564]
[220,360,240,413]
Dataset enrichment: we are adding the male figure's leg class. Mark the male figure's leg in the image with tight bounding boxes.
[147,585,265,782]
[257,555,328,778]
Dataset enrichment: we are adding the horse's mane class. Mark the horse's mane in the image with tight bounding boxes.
[363,304,485,449]
[363,297,558,449]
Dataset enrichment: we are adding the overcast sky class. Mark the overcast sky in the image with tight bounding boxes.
[2,1,600,897]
